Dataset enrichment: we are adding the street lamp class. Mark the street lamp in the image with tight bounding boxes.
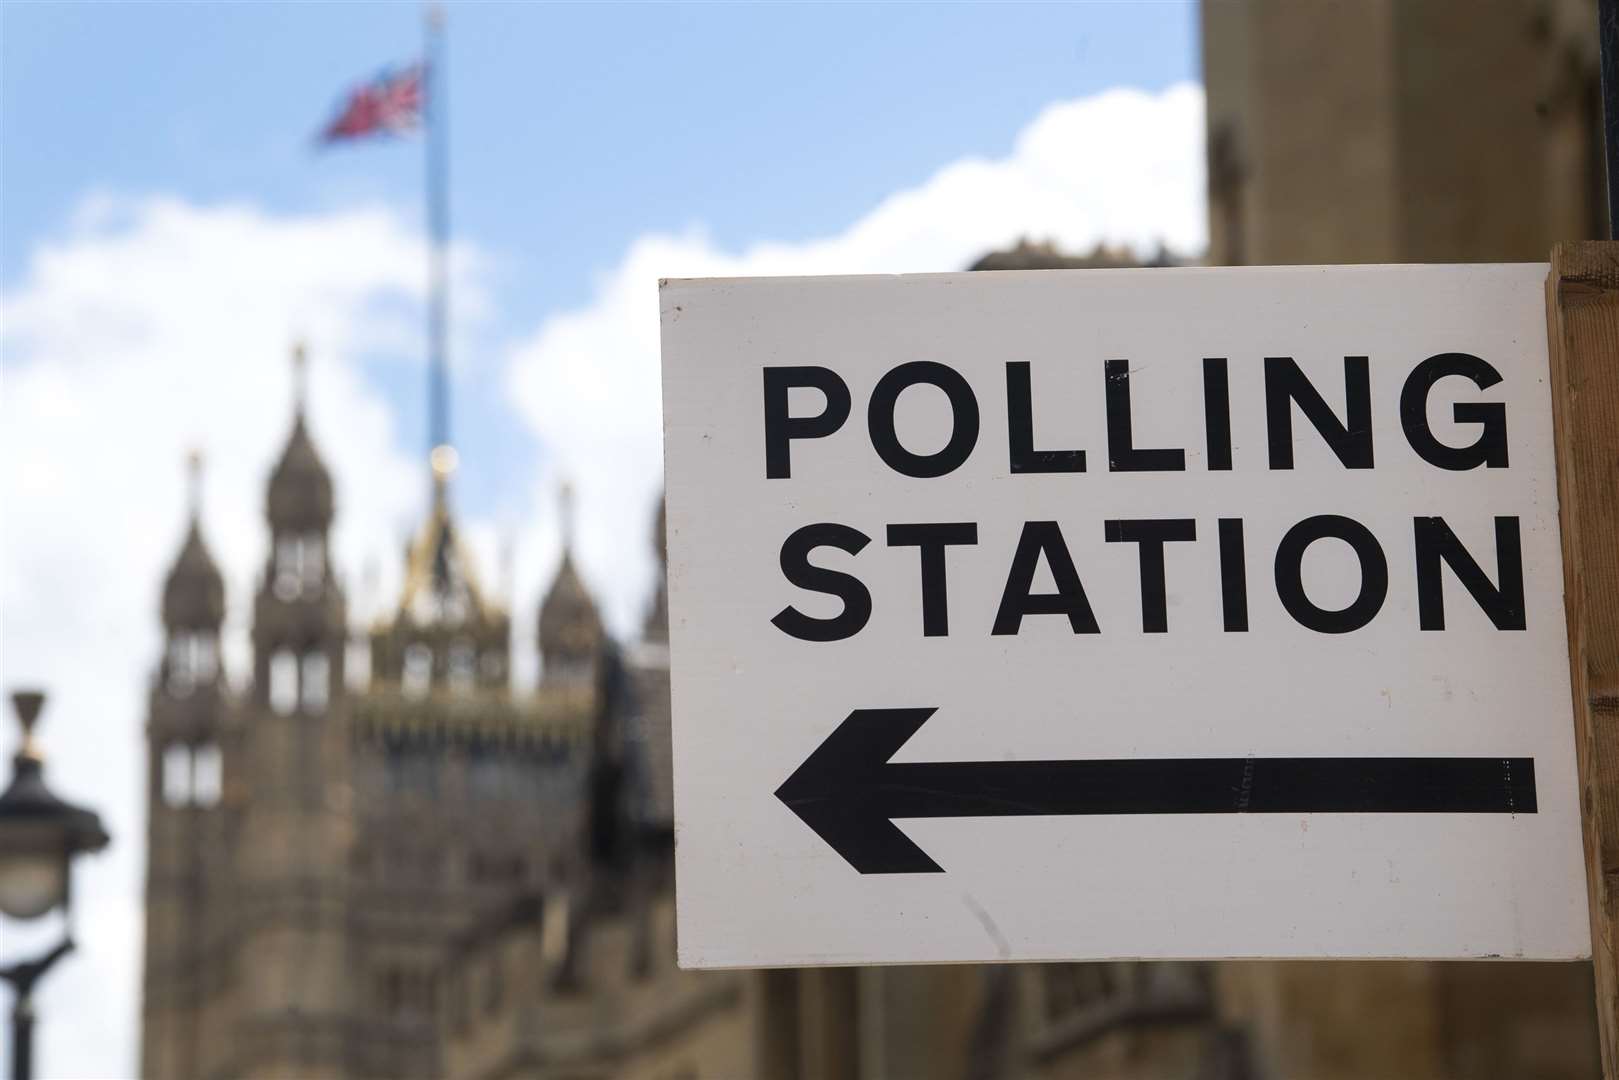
[0,690,110,1080]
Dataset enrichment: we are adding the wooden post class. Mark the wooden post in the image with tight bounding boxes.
[1547,241,1619,1075]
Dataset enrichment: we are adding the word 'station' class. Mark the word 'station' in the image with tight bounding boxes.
[660,266,1587,969]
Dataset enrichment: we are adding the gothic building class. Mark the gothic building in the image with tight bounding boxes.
[140,350,666,1079]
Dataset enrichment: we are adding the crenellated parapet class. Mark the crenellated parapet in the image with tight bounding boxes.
[350,683,594,747]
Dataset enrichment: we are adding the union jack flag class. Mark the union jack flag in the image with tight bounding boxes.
[319,64,424,143]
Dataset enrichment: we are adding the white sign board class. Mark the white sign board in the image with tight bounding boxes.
[659,264,1587,967]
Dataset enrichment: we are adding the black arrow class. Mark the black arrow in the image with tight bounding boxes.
[774,708,1538,874]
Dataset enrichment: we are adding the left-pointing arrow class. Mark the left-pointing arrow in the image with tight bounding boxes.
[773,708,1539,874]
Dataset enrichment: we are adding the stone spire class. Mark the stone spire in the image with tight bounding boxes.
[163,451,225,632]
[367,331,510,698]
[253,342,344,710]
[266,343,334,534]
[538,482,604,689]
[395,441,497,626]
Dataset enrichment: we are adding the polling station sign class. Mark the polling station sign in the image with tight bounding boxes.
[659,265,1587,967]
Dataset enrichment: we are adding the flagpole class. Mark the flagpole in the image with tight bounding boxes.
[426,4,452,502]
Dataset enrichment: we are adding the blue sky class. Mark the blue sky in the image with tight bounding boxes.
[4,2,1195,514]
[2,4,1202,1075]
[4,3,1196,276]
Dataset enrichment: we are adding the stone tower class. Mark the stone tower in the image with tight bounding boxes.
[537,485,604,695]
[235,344,354,1078]
[139,343,605,1078]
[141,453,232,1080]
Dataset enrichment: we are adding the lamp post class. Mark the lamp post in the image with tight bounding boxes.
[0,690,109,1080]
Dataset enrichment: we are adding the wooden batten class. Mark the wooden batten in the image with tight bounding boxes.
[1546,241,1619,1075]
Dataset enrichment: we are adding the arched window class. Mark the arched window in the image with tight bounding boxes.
[197,635,218,681]
[402,644,433,699]
[167,633,218,696]
[192,742,222,807]
[301,651,330,712]
[162,744,191,807]
[274,534,325,600]
[269,649,299,715]
[274,538,302,600]
[301,535,325,592]
[167,639,196,698]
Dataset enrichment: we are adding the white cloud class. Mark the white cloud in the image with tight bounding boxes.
[0,196,458,1078]
[506,82,1206,637]
[0,81,1205,1076]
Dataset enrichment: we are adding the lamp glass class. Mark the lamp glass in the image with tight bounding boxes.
[0,849,66,919]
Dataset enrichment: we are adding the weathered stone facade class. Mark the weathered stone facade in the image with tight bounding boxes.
[1203,0,1608,267]
[141,368,632,1078]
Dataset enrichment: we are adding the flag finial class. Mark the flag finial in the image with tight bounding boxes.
[430,443,458,484]
[186,448,205,522]
[559,480,576,550]
[291,341,309,414]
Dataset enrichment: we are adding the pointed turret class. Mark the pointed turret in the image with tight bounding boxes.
[163,523,226,632]
[538,483,604,692]
[394,443,495,627]
[252,343,345,715]
[156,450,226,706]
[163,452,226,640]
[237,344,353,1074]
[266,345,334,536]
[539,551,604,664]
[144,455,232,1080]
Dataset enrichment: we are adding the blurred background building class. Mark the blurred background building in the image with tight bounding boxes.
[1204,0,1610,264]
[140,357,662,1078]
[136,1,1611,1078]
